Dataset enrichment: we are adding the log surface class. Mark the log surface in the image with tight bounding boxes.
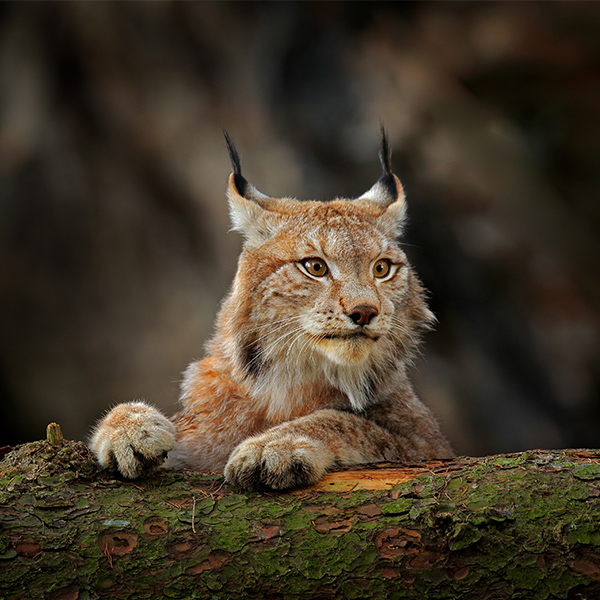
[1,439,600,599]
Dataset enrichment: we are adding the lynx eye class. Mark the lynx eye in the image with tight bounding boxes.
[373,259,392,279]
[301,257,329,278]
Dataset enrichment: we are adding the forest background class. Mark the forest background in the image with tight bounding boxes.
[1,1,599,458]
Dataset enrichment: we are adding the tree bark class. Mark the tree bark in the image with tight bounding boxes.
[1,435,599,600]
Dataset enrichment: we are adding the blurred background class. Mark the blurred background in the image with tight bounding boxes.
[1,1,599,456]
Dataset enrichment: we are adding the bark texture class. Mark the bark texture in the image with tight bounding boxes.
[1,438,600,600]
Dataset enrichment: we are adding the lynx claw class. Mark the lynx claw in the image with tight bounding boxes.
[90,402,176,479]
[224,434,325,491]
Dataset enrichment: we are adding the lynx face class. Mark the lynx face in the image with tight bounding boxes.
[241,202,412,370]
[215,132,434,415]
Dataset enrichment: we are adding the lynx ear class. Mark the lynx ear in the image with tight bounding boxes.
[357,126,407,235]
[224,132,282,244]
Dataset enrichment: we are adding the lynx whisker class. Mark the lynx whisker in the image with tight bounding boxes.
[90,130,453,489]
[240,316,307,375]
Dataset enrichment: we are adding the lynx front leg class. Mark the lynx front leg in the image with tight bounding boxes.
[224,409,400,490]
[90,402,176,478]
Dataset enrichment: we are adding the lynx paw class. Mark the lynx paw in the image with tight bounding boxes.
[90,402,176,479]
[224,433,329,491]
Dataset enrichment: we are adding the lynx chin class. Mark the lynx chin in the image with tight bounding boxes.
[90,128,453,490]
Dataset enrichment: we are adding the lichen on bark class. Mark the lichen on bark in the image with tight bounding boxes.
[1,440,600,599]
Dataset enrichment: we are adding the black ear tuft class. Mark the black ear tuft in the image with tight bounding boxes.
[378,124,397,199]
[379,124,392,177]
[223,131,248,197]
[223,131,242,175]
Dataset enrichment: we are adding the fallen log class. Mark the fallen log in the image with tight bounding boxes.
[1,426,599,600]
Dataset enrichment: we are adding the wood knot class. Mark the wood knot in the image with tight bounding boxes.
[98,532,138,556]
[144,517,169,536]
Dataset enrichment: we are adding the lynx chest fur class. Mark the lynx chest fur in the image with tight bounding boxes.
[90,130,453,490]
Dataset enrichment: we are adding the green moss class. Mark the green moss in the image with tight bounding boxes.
[335,489,369,508]
[281,509,313,531]
[506,555,545,590]
[570,482,600,500]
[415,568,449,588]
[380,497,412,515]
[567,523,600,546]
[411,473,446,496]
[262,497,302,518]
[339,577,386,600]
[463,492,497,512]
[545,568,591,597]
[244,543,292,579]
[572,463,600,481]
[485,505,515,522]
[209,518,251,552]
[448,523,482,551]
[216,494,248,512]
[2,446,600,599]
[195,496,217,515]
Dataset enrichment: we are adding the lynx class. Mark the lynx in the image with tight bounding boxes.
[90,129,453,490]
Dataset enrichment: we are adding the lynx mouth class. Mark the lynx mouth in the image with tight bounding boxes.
[320,332,380,342]
[314,331,379,366]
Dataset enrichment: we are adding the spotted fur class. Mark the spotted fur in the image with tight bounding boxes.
[90,131,453,490]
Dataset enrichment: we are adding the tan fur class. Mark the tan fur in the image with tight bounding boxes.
[90,135,453,490]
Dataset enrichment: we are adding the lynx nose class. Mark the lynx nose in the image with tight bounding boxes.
[348,304,379,326]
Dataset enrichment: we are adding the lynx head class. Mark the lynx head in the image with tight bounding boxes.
[216,129,434,409]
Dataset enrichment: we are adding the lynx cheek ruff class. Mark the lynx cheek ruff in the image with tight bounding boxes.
[91,129,452,490]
